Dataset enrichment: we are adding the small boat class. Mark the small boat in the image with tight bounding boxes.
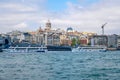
[72,46,107,52]
[2,46,47,53]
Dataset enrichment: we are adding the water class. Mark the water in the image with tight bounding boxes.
[0,51,120,80]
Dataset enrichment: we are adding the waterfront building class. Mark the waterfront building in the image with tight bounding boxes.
[66,27,79,40]
[19,32,32,43]
[107,34,117,48]
[91,35,108,47]
[29,31,36,43]
[81,32,97,36]
[117,35,120,49]
[60,34,71,46]
[45,20,51,31]
[79,35,88,46]
[0,36,4,48]
[43,20,61,46]
[64,27,80,46]
[44,30,61,46]
[35,27,44,45]
[76,32,96,46]
[0,35,11,48]
[6,30,22,43]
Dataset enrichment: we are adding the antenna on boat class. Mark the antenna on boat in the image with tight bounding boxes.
[101,23,107,35]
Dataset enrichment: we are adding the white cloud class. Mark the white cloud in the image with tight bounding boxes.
[0,0,120,35]
[49,0,120,34]
[14,22,27,29]
[0,3,37,13]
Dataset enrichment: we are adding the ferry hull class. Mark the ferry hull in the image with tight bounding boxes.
[47,45,72,51]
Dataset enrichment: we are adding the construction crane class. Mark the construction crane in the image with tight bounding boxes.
[101,23,107,35]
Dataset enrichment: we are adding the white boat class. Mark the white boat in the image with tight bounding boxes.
[72,46,107,52]
[3,46,47,53]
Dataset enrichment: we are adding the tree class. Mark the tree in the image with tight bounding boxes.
[71,38,76,47]
[88,42,91,45]
[77,39,81,45]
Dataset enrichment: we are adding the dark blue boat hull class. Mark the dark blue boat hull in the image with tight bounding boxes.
[47,45,72,51]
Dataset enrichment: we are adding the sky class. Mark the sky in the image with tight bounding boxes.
[0,0,120,34]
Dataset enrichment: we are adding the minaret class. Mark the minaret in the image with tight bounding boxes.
[45,20,51,30]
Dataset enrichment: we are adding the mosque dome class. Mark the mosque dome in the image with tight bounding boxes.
[67,27,73,32]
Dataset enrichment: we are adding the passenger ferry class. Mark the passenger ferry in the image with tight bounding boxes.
[3,46,47,53]
[72,46,107,53]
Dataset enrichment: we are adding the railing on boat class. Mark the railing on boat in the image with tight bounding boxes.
[72,46,107,52]
[3,46,47,53]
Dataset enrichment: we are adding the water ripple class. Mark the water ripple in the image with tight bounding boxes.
[0,51,120,80]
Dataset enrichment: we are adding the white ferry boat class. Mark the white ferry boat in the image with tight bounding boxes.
[72,46,107,53]
[3,46,47,53]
